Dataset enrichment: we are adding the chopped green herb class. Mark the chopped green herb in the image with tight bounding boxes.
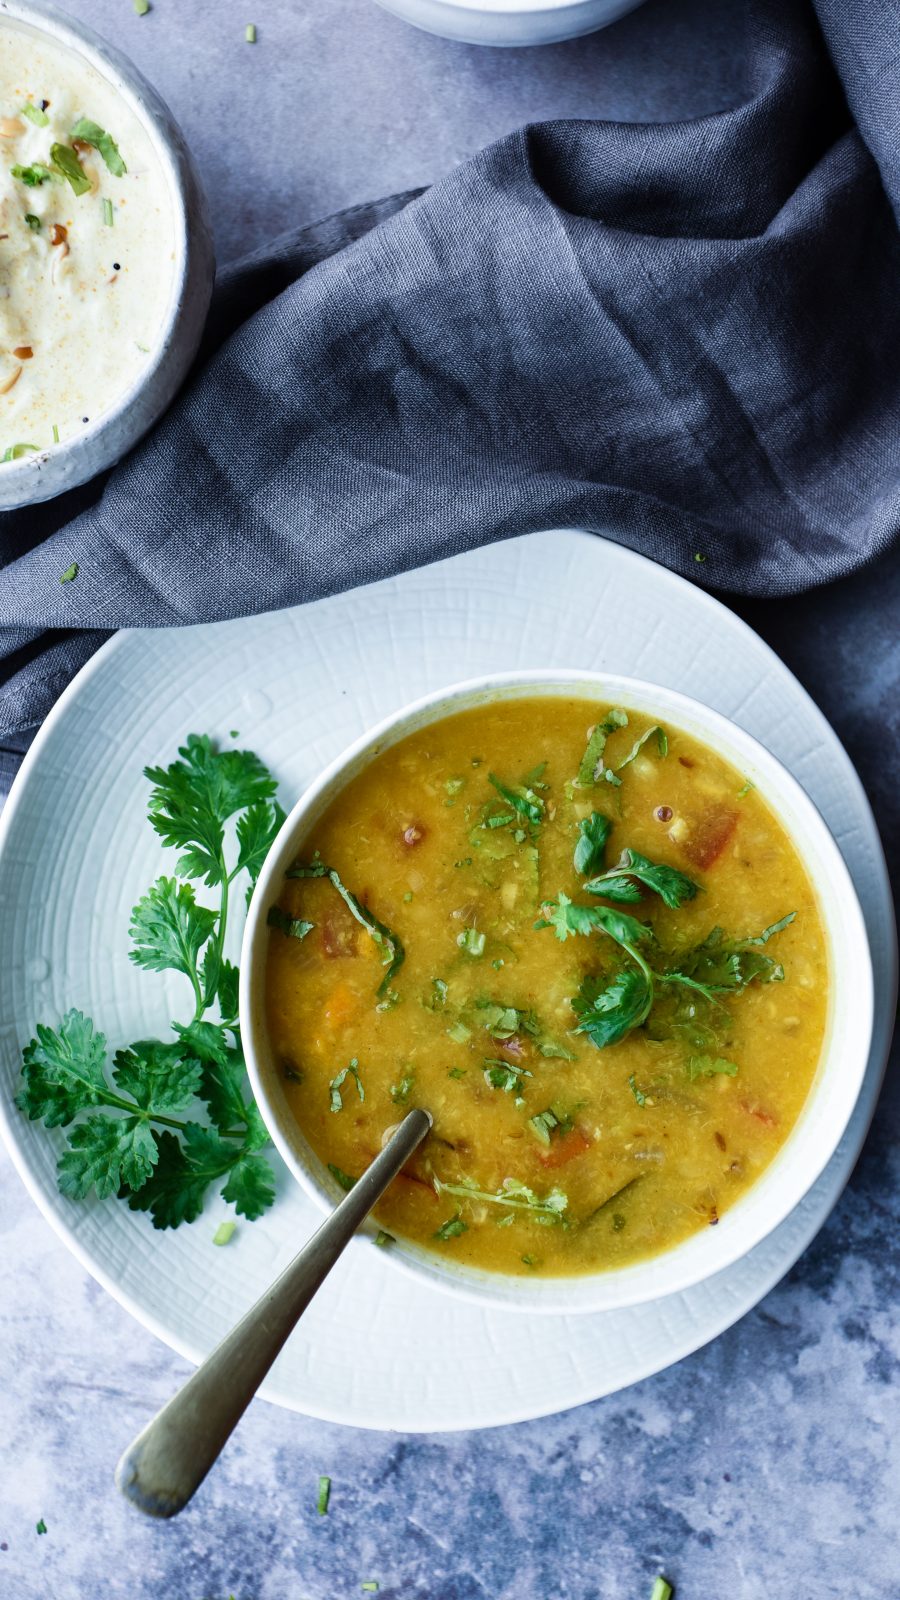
[133,0,151,14]
[213,1220,236,1245]
[22,102,50,127]
[491,957,504,970]
[687,1055,739,1080]
[616,725,668,770]
[446,1021,471,1045]
[694,552,706,563]
[528,1108,560,1146]
[374,1229,394,1248]
[436,1175,568,1221]
[403,890,413,902]
[329,1059,364,1113]
[50,143,91,196]
[488,773,544,827]
[736,779,755,798]
[245,22,257,41]
[361,1586,379,1594]
[573,811,613,876]
[483,1059,531,1092]
[102,197,114,226]
[521,1254,537,1267]
[287,861,404,998]
[457,926,485,957]
[574,968,654,1049]
[576,708,628,787]
[282,1062,304,1084]
[35,1519,47,1536]
[52,424,60,444]
[445,777,465,798]
[266,905,313,941]
[428,978,448,1009]
[650,1579,673,1600]
[434,1212,467,1240]
[448,1066,466,1080]
[391,1072,415,1104]
[59,562,79,584]
[2,442,39,462]
[317,1475,331,1515]
[583,850,699,909]
[10,163,54,187]
[327,1163,356,1192]
[70,118,127,177]
[24,212,41,230]
[628,1074,647,1106]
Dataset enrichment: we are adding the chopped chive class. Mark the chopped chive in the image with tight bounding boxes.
[59,562,78,584]
[2,442,39,462]
[317,1474,331,1515]
[102,197,114,226]
[52,424,60,444]
[212,1221,235,1246]
[736,779,754,798]
[374,1230,394,1248]
[35,1518,47,1536]
[245,22,257,40]
[649,1580,673,1600]
[457,927,485,957]
[694,552,706,563]
[133,0,151,13]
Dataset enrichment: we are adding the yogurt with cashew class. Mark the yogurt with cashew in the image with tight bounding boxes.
[1,19,176,462]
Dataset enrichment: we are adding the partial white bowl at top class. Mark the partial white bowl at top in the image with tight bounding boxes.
[240,669,874,1316]
[0,0,213,510]
[373,0,647,46]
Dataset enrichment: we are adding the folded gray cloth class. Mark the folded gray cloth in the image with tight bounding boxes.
[2,0,898,748]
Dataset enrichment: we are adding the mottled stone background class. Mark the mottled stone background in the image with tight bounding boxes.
[1,1,898,1595]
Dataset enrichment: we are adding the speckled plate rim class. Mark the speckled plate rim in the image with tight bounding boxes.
[0,528,895,1431]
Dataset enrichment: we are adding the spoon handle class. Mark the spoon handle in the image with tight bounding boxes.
[115,1108,431,1518]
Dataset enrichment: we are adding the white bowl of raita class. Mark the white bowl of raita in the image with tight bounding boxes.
[0,0,214,507]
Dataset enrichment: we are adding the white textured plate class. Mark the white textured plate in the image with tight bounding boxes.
[0,530,894,1431]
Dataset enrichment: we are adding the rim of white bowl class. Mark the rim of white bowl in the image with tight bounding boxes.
[241,668,874,1316]
[0,0,193,483]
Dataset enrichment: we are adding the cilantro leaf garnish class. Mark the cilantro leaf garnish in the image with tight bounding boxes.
[584,850,699,909]
[50,143,91,195]
[487,773,544,827]
[69,117,127,177]
[22,103,50,127]
[434,1213,468,1240]
[573,811,613,876]
[573,969,654,1048]
[329,1059,364,1113]
[437,1175,568,1221]
[18,735,280,1229]
[483,1059,531,1092]
[286,860,404,998]
[616,725,668,770]
[576,708,628,787]
[687,1055,739,1080]
[267,905,313,941]
[10,163,54,187]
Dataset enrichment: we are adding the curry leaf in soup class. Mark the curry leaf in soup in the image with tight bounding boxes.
[572,969,654,1049]
[616,725,668,770]
[573,811,613,877]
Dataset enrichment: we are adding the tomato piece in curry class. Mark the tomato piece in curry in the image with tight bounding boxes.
[264,699,828,1277]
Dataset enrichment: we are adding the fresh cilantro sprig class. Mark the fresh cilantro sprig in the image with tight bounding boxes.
[17,735,285,1229]
[583,849,699,909]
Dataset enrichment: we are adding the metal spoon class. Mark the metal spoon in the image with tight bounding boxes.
[116,1107,432,1518]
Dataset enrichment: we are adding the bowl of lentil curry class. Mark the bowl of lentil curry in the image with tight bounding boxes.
[241,671,872,1313]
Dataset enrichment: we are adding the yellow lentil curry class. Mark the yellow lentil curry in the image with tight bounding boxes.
[264,698,828,1277]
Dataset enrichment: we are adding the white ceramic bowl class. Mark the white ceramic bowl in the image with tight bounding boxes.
[241,669,874,1315]
[0,0,214,510]
[373,0,647,47]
